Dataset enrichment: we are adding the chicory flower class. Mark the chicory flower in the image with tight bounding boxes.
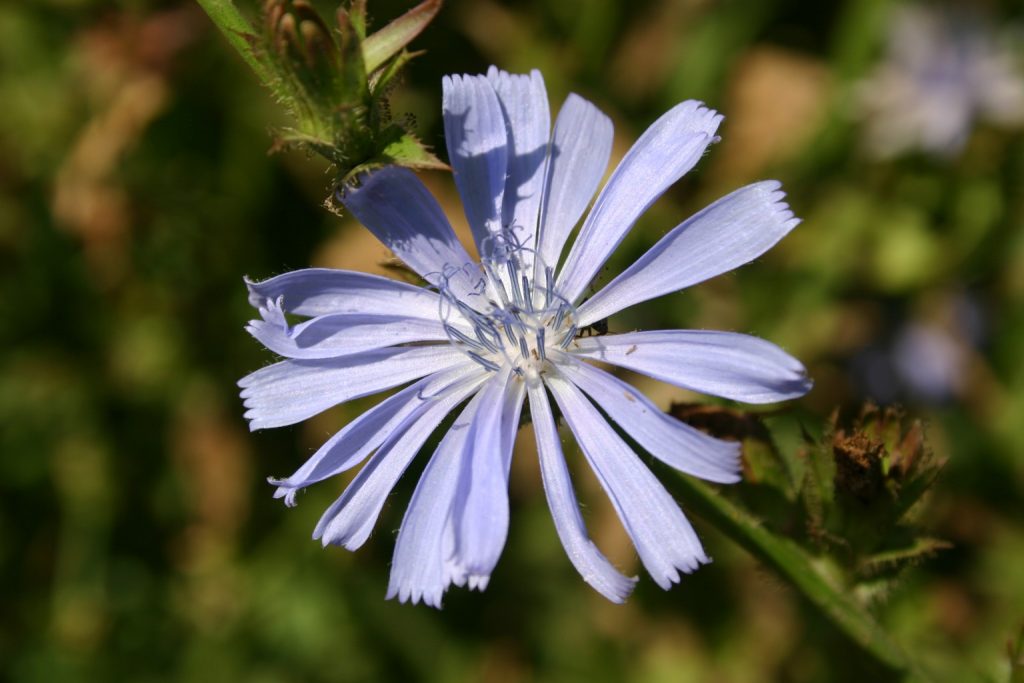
[856,4,1024,158]
[240,67,811,606]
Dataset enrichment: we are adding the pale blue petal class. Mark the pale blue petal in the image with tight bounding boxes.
[441,520,466,591]
[443,73,508,249]
[338,167,482,303]
[386,390,488,607]
[572,330,812,404]
[577,182,800,325]
[253,294,288,329]
[270,364,487,502]
[535,94,613,278]
[486,67,550,254]
[245,268,442,319]
[452,366,524,583]
[527,382,637,602]
[238,345,466,430]
[556,101,723,303]
[545,375,709,588]
[313,375,487,551]
[554,354,741,483]
[247,312,451,359]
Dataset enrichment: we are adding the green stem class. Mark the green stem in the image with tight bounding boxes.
[196,0,276,88]
[664,472,928,679]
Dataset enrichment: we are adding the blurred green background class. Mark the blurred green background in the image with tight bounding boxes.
[2,0,1023,681]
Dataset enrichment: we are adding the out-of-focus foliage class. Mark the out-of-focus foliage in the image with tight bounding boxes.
[1,0,1023,682]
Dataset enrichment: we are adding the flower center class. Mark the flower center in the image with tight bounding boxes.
[439,233,577,383]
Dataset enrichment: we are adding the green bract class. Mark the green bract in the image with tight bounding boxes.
[198,0,447,193]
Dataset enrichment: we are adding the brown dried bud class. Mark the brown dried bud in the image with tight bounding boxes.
[832,429,885,502]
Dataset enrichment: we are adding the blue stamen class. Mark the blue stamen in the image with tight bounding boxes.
[561,326,577,349]
[552,305,567,331]
[503,321,518,346]
[444,324,484,350]
[436,229,581,376]
[455,300,483,326]
[481,321,504,349]
[506,260,523,305]
[467,351,501,372]
[474,326,499,353]
[521,275,533,312]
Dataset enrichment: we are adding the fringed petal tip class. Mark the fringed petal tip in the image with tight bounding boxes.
[244,278,292,321]
[485,64,536,82]
[466,574,490,592]
[384,555,470,611]
[385,568,492,609]
[241,403,295,432]
[237,370,258,390]
[242,410,264,432]
[672,99,724,135]
[244,319,278,343]
[756,179,802,230]
[443,71,490,88]
[259,296,288,327]
[312,517,349,549]
[584,571,638,604]
[715,458,745,486]
[268,478,300,507]
[653,553,713,591]
[386,584,446,609]
[702,436,745,485]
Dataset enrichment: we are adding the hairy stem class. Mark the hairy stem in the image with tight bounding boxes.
[663,472,931,681]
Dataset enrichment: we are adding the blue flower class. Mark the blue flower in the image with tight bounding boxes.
[856,4,1024,158]
[240,67,811,606]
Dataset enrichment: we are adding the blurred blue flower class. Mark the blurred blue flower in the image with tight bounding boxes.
[240,68,810,606]
[856,4,1024,158]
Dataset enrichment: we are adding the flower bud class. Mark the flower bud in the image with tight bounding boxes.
[264,0,344,107]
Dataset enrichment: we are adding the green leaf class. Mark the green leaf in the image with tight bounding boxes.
[857,537,953,578]
[379,132,448,170]
[196,0,277,89]
[660,470,930,678]
[335,129,447,184]
[362,0,442,73]
[370,48,419,95]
